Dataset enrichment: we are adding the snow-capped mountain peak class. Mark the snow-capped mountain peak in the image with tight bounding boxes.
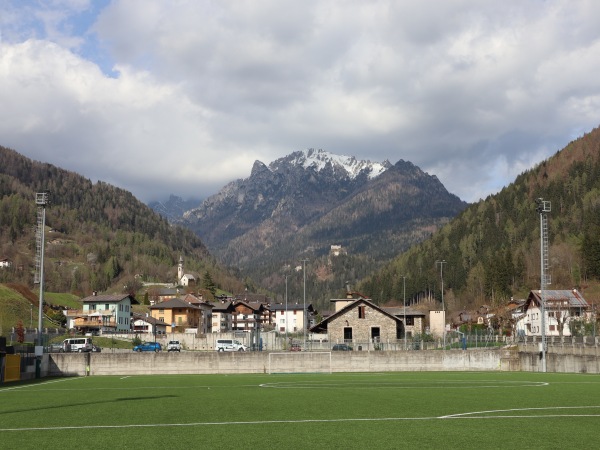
[271,148,390,179]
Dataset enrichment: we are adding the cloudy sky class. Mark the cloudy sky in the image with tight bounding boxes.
[1,0,600,204]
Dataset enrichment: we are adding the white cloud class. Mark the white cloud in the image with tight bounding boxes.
[1,0,600,203]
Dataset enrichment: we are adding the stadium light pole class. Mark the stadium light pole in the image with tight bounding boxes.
[285,274,288,344]
[35,192,49,346]
[402,276,407,350]
[436,260,446,348]
[302,259,309,350]
[536,198,551,373]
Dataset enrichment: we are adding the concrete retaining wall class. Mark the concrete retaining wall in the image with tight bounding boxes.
[36,345,600,377]
[44,349,506,377]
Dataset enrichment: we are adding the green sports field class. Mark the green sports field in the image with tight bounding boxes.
[1,372,600,449]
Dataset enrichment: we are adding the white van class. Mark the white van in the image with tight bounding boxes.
[216,339,248,352]
[63,337,93,352]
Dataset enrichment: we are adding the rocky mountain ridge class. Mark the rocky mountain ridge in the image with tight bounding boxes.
[180,148,468,303]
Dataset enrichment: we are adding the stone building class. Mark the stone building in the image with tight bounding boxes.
[311,297,404,343]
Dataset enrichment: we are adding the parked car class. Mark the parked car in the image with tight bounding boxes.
[167,340,181,352]
[133,342,162,352]
[332,343,353,351]
[91,345,102,352]
[215,339,248,352]
[48,343,64,353]
[289,343,302,352]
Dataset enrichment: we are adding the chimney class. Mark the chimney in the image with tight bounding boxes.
[93,291,97,296]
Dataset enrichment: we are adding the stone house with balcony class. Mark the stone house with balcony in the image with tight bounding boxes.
[66,293,139,334]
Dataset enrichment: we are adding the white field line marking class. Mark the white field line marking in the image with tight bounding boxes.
[0,377,81,392]
[440,405,600,419]
[0,417,435,431]
[259,381,549,389]
[2,384,259,392]
[120,376,130,380]
[3,407,600,432]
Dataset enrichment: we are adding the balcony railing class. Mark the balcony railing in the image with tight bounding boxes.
[66,309,116,317]
[73,318,116,328]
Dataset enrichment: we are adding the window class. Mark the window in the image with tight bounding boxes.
[371,327,380,341]
[344,327,353,340]
[406,317,414,326]
[358,306,366,319]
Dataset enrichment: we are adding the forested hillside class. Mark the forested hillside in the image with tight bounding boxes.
[0,146,244,296]
[359,126,600,312]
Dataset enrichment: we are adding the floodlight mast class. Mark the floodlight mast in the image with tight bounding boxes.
[284,274,288,343]
[536,198,551,373]
[35,192,49,346]
[300,259,310,350]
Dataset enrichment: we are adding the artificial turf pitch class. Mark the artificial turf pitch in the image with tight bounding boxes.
[1,371,600,449]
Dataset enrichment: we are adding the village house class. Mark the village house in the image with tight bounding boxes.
[132,312,169,335]
[516,289,590,337]
[149,297,202,333]
[208,298,235,332]
[311,296,403,344]
[66,293,139,334]
[270,302,316,333]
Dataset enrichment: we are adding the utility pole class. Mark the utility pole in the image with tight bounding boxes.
[402,276,407,350]
[436,260,446,348]
[302,259,309,350]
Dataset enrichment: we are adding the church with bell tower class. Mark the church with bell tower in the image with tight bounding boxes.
[177,255,196,287]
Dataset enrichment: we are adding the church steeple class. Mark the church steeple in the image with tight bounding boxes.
[177,255,184,283]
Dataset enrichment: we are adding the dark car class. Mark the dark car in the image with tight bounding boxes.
[91,345,102,352]
[289,343,302,352]
[332,343,353,351]
[48,343,64,353]
[133,342,162,352]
